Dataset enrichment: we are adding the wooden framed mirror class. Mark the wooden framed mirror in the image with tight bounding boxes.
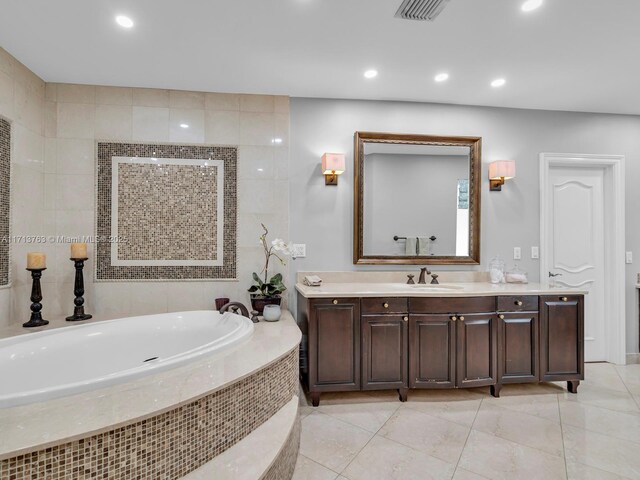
[354,131,481,265]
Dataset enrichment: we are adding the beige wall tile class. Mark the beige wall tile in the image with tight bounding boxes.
[45,83,57,102]
[44,173,56,211]
[56,174,94,211]
[0,288,11,329]
[0,48,15,77]
[0,70,14,118]
[12,124,43,170]
[96,86,133,105]
[240,94,275,113]
[56,103,95,139]
[239,112,274,146]
[274,96,290,114]
[44,101,56,138]
[57,84,95,104]
[238,146,275,179]
[132,87,170,107]
[169,90,205,109]
[44,138,57,173]
[169,108,205,143]
[238,179,276,213]
[274,113,289,146]
[205,92,240,111]
[132,106,169,141]
[95,104,132,140]
[14,80,43,134]
[55,209,94,237]
[204,110,239,144]
[56,138,95,175]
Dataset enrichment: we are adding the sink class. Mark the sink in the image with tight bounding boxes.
[395,283,465,291]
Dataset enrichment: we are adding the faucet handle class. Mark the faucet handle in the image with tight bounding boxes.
[430,273,439,285]
[407,274,415,285]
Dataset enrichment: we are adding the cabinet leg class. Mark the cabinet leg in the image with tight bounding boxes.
[311,391,321,407]
[490,384,502,398]
[398,388,408,402]
[567,380,580,394]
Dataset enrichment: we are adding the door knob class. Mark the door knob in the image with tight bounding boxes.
[451,316,458,321]
[499,314,505,319]
[459,316,465,321]
[403,316,408,322]
[561,297,568,302]
[515,300,523,306]
[332,299,338,305]
[383,302,389,309]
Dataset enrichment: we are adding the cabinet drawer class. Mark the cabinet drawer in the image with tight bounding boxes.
[410,297,495,314]
[497,296,538,312]
[362,297,408,314]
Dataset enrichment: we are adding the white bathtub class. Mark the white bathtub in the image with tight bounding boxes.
[0,310,254,408]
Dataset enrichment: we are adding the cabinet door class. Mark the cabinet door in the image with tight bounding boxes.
[362,315,408,390]
[456,313,497,388]
[308,298,361,391]
[409,314,456,388]
[498,312,539,384]
[540,296,584,381]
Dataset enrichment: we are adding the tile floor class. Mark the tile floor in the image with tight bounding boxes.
[293,362,640,480]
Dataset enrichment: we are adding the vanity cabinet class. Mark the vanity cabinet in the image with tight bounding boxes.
[497,295,539,385]
[298,292,584,406]
[306,297,360,406]
[539,295,584,392]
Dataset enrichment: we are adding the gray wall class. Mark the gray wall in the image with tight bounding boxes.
[289,97,640,354]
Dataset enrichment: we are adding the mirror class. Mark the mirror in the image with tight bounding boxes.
[354,132,481,265]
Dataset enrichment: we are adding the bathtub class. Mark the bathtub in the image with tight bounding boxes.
[0,310,254,408]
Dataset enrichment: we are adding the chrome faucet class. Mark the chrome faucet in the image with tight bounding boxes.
[418,267,431,284]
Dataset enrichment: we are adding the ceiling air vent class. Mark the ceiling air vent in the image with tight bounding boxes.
[395,0,451,21]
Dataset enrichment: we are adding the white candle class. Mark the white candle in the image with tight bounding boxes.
[70,243,87,259]
[27,252,46,269]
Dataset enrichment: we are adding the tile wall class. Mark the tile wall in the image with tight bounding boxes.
[0,47,290,325]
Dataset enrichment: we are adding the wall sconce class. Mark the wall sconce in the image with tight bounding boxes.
[489,160,516,191]
[321,153,345,186]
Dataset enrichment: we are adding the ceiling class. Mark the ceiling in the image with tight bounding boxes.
[1,0,639,115]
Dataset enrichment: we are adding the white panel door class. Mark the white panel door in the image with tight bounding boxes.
[544,166,605,361]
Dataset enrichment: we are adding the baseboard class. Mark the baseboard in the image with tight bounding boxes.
[626,353,640,365]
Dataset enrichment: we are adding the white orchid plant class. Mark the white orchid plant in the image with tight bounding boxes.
[248,224,291,298]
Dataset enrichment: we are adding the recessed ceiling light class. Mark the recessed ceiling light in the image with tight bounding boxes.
[521,0,543,12]
[434,73,449,82]
[364,69,378,79]
[180,123,189,129]
[115,15,134,28]
[491,78,506,88]
[272,138,283,144]
[257,168,264,172]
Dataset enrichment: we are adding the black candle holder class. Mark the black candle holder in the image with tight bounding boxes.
[66,258,92,321]
[23,268,49,328]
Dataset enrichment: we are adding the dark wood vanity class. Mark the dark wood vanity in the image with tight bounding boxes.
[297,293,584,406]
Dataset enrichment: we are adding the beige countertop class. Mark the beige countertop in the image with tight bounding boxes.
[0,311,301,459]
[296,281,588,298]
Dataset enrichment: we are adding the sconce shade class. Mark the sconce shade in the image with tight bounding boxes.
[489,160,516,180]
[321,153,346,175]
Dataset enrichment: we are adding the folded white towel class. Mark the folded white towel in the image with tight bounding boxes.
[303,275,323,287]
[417,237,431,255]
[405,237,417,256]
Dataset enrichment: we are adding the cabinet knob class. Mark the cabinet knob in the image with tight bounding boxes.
[459,316,465,321]
[499,314,505,320]
[515,300,523,306]
[561,297,568,302]
[451,316,458,321]
[383,302,389,309]
[332,299,338,305]
[403,316,408,322]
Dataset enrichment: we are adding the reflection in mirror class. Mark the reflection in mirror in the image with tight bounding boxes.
[363,143,470,257]
[354,132,481,265]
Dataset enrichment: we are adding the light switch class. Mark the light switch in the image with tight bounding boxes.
[626,251,633,264]
[292,244,306,259]
[514,247,521,260]
[531,246,539,259]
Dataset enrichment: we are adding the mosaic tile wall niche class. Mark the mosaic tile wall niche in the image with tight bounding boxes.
[96,142,237,280]
[0,118,10,286]
[0,347,299,479]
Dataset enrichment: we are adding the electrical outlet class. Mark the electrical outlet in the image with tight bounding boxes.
[513,247,521,260]
[626,251,633,264]
[291,244,306,259]
[531,246,539,259]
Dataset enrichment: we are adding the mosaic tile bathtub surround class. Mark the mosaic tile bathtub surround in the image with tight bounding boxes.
[0,347,299,479]
[0,118,9,287]
[96,142,237,280]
